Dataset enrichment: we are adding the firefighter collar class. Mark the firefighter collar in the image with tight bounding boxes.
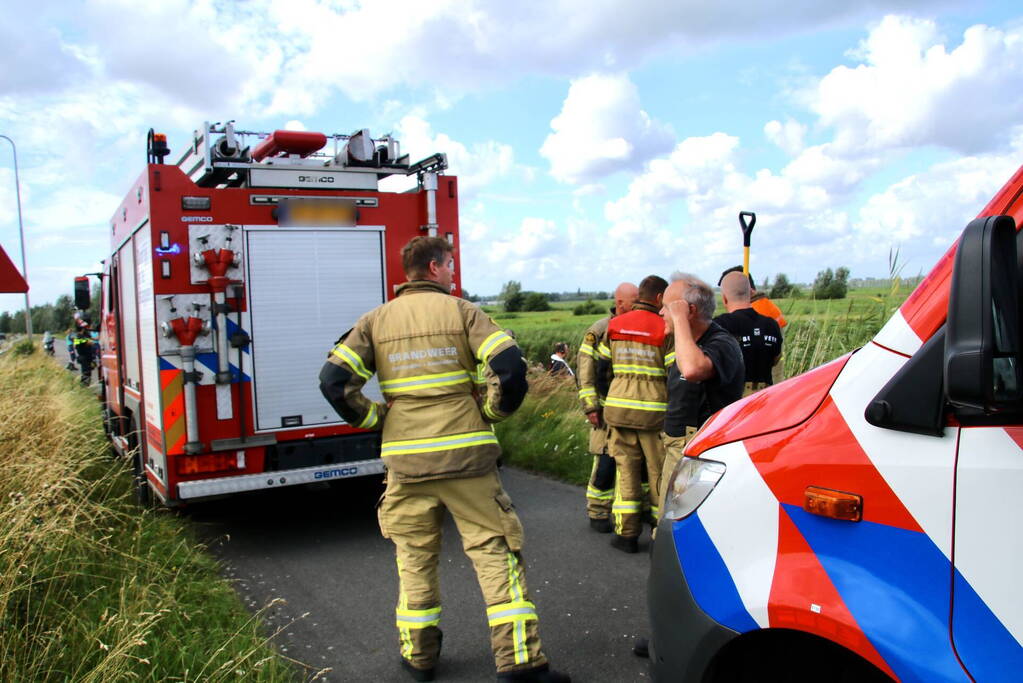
[631,301,660,314]
[396,280,450,296]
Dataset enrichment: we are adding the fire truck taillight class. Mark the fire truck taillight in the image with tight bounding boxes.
[176,452,243,476]
[804,486,862,522]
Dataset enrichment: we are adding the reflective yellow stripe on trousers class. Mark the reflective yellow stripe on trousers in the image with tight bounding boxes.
[396,606,441,628]
[396,557,415,660]
[486,553,536,665]
[612,475,641,536]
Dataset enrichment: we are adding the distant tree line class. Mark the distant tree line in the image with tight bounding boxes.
[1,295,75,334]
[1,284,101,334]
[761,267,850,300]
[462,265,889,311]
[499,281,551,312]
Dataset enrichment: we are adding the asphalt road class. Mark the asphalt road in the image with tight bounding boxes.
[187,467,654,682]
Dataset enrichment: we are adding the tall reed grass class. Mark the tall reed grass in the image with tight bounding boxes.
[500,288,908,483]
[0,354,300,682]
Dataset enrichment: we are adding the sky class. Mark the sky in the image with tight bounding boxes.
[2,0,1023,312]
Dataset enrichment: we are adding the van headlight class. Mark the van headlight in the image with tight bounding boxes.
[662,457,726,521]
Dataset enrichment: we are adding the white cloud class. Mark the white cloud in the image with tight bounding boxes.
[540,73,673,184]
[599,124,1022,287]
[589,14,1023,288]
[764,119,807,156]
[80,1,259,112]
[856,131,1023,251]
[26,187,122,250]
[395,115,516,199]
[0,5,88,94]
[253,0,947,111]
[812,15,1023,154]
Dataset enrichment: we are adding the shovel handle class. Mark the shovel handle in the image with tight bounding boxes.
[739,211,756,247]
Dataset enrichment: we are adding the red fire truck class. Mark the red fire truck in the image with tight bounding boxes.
[77,121,459,506]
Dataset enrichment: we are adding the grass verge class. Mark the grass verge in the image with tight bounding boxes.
[0,353,301,682]
[495,372,592,484]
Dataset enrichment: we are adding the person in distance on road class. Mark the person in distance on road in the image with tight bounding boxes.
[714,271,782,396]
[318,236,569,683]
[73,327,96,386]
[65,328,77,370]
[576,282,637,533]
[600,275,671,554]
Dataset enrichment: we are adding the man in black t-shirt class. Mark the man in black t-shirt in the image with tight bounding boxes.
[660,274,744,506]
[713,271,782,396]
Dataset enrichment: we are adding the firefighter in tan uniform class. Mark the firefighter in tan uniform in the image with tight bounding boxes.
[600,275,672,554]
[319,237,569,683]
[576,282,637,532]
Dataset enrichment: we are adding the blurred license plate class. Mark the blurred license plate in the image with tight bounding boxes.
[279,199,357,226]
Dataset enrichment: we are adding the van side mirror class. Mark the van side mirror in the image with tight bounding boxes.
[74,276,91,310]
[944,215,1021,412]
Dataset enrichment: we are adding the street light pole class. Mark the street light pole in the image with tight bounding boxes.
[0,134,32,336]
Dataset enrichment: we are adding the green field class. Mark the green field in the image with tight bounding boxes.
[488,284,910,376]
[495,282,912,484]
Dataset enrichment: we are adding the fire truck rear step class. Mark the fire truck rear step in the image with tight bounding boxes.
[177,457,385,500]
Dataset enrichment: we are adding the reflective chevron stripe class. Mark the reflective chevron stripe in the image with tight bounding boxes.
[331,343,372,380]
[380,369,471,393]
[381,431,499,457]
[477,330,514,363]
[604,396,667,411]
[396,606,441,629]
[357,402,379,429]
[612,363,666,377]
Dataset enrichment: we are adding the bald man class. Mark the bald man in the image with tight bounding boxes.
[576,282,638,532]
[713,271,782,396]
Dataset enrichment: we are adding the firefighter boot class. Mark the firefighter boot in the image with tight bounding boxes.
[496,663,571,682]
[400,630,442,681]
[610,533,638,554]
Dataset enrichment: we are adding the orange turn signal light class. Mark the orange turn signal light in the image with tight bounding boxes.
[804,486,862,522]
[153,133,167,143]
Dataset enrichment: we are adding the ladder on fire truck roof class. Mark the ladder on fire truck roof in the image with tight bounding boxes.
[172,121,447,191]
